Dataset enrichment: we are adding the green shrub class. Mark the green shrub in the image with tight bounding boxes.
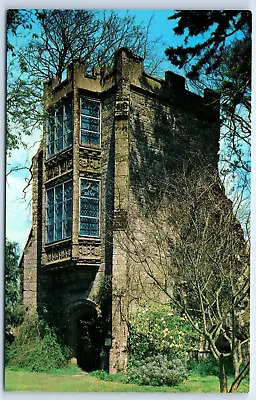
[187,355,219,376]
[90,369,112,381]
[128,303,199,363]
[7,312,71,372]
[126,355,187,386]
[89,369,127,383]
[187,354,235,377]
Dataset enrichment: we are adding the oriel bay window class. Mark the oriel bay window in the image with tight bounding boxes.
[46,181,72,243]
[81,97,100,146]
[46,98,73,158]
[80,178,100,237]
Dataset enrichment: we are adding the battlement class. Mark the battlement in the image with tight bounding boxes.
[43,47,220,119]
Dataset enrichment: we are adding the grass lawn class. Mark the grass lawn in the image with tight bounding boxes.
[5,369,250,392]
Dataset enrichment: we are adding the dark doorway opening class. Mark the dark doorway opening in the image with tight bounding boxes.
[76,310,102,371]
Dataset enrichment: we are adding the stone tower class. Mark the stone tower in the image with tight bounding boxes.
[20,48,220,373]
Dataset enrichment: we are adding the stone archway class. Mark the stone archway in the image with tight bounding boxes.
[63,299,102,371]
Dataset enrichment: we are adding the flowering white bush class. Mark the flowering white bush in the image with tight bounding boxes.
[128,303,199,362]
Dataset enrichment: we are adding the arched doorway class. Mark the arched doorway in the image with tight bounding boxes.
[63,299,102,371]
[76,309,102,371]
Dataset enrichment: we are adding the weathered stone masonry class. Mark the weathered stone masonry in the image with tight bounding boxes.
[20,48,220,373]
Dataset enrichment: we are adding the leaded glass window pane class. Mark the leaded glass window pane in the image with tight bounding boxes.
[55,186,62,203]
[80,217,99,237]
[47,141,54,157]
[64,198,72,216]
[56,137,63,152]
[55,202,63,222]
[47,188,54,204]
[80,198,99,218]
[46,98,73,158]
[64,101,73,148]
[64,218,72,238]
[81,99,100,118]
[56,108,63,137]
[56,221,63,241]
[46,113,55,158]
[80,178,100,237]
[64,181,72,200]
[81,130,100,146]
[81,116,100,132]
[47,224,54,242]
[47,206,54,224]
[46,181,72,243]
[81,179,99,198]
[80,97,100,147]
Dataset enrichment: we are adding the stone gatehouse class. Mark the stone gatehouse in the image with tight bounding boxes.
[20,47,221,373]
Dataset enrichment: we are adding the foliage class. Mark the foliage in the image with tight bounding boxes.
[165,10,251,201]
[187,356,220,376]
[5,240,24,342]
[7,313,71,372]
[89,369,126,383]
[187,355,235,377]
[126,355,187,387]
[7,9,34,54]
[90,369,113,381]
[165,10,251,79]
[128,302,199,363]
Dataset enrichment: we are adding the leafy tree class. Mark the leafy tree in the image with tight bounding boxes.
[5,240,23,341]
[7,9,40,156]
[7,312,71,371]
[165,10,251,80]
[7,9,34,54]
[165,10,251,190]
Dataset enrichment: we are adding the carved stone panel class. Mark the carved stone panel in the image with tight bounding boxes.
[79,240,101,261]
[79,148,101,175]
[115,100,129,118]
[45,149,73,181]
[45,242,72,264]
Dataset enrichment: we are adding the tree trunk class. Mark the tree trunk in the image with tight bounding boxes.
[233,350,241,379]
[233,343,244,379]
[229,361,250,393]
[219,354,228,393]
